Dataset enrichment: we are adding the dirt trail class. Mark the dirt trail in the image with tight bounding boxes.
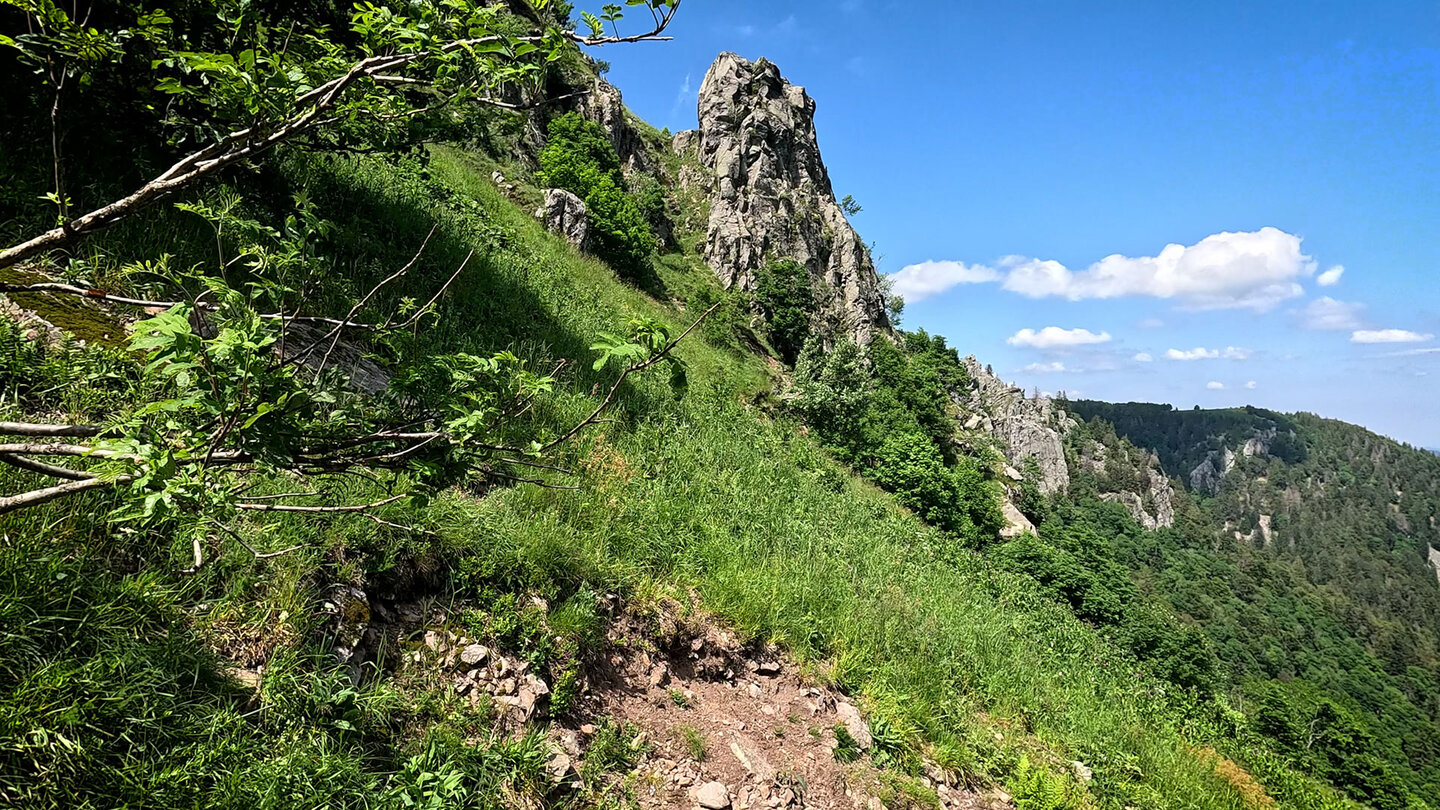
[568,615,1012,810]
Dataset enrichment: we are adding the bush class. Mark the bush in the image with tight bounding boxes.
[872,432,1003,547]
[752,258,817,365]
[537,113,654,279]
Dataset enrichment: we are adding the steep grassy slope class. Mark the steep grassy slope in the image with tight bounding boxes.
[0,142,1341,809]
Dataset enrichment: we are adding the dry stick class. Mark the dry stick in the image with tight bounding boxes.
[0,421,101,438]
[0,475,129,516]
[0,9,681,271]
[0,453,95,481]
[237,491,321,501]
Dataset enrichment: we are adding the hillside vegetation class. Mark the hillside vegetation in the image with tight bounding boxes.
[0,3,1436,810]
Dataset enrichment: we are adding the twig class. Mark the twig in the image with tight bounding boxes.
[233,494,407,514]
[316,226,437,373]
[361,512,437,536]
[534,301,720,454]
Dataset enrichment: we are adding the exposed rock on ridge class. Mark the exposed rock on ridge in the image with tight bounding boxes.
[537,188,590,250]
[676,52,892,344]
[960,357,1070,495]
[956,358,1178,528]
[571,77,657,175]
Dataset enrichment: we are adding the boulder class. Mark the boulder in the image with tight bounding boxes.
[1000,499,1036,538]
[537,188,589,250]
[694,781,732,810]
[834,701,873,750]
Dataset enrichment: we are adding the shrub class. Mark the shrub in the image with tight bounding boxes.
[752,258,817,365]
[537,113,654,279]
[872,432,1003,547]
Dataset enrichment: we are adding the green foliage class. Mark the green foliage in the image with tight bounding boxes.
[582,719,647,779]
[538,112,655,279]
[833,723,863,763]
[678,725,706,761]
[873,432,1002,546]
[1010,756,1085,810]
[1061,402,1440,804]
[791,330,999,548]
[751,258,816,365]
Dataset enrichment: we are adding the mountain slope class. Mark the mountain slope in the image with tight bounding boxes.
[1067,400,1440,804]
[0,5,1431,810]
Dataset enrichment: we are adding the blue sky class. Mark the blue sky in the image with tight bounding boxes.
[598,1,1440,447]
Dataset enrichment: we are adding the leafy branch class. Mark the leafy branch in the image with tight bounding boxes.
[0,0,683,271]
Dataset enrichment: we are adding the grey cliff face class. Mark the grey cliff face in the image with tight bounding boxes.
[960,357,1070,495]
[572,78,654,176]
[679,52,892,344]
[1100,467,1177,531]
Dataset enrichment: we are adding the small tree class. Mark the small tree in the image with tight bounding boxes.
[752,258,816,365]
[0,0,692,554]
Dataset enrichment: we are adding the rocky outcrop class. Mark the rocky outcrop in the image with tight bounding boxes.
[960,357,1070,494]
[1430,546,1440,583]
[572,77,656,175]
[678,53,892,344]
[537,188,590,250]
[1190,447,1237,495]
[1000,499,1037,538]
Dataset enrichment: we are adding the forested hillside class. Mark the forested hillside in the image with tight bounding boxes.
[0,3,1435,810]
[1066,401,1440,805]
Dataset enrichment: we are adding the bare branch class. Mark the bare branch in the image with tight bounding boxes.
[0,475,127,515]
[0,282,378,331]
[535,300,720,454]
[0,453,95,481]
[0,421,101,438]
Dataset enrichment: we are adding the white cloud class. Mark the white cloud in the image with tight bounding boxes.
[1006,327,1113,349]
[1168,347,1220,360]
[1023,362,1068,373]
[1207,381,1226,390]
[1138,317,1166,329]
[1246,381,1258,389]
[1001,227,1316,311]
[1317,265,1345,286]
[892,228,1325,309]
[887,261,1000,302]
[1165,346,1251,361]
[1133,352,1154,363]
[1301,297,1365,331]
[1352,329,1435,344]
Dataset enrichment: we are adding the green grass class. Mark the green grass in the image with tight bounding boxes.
[0,143,1353,809]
